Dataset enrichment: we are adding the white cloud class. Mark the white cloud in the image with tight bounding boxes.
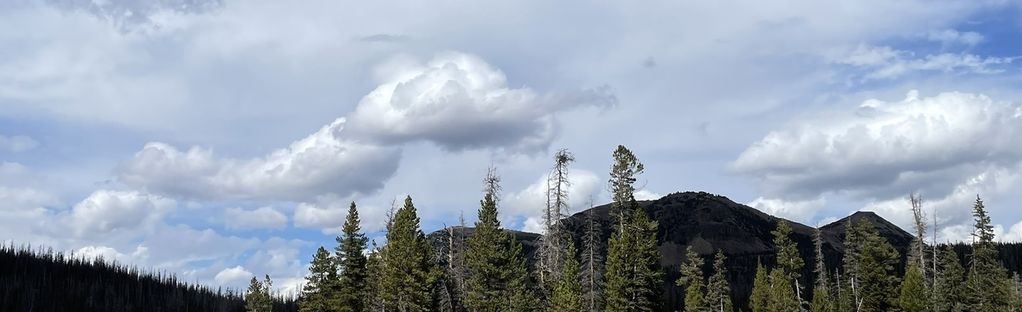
[1004,221,1022,243]
[747,196,826,224]
[735,91,1022,200]
[293,198,386,234]
[346,52,616,152]
[75,245,149,264]
[117,118,401,201]
[925,29,984,46]
[833,45,1014,80]
[70,190,174,238]
[505,169,602,233]
[0,135,38,152]
[214,265,254,285]
[224,206,287,230]
[634,189,663,201]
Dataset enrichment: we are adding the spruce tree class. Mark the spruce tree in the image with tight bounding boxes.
[677,246,705,312]
[464,171,537,312]
[364,241,384,312]
[933,246,966,312]
[771,220,804,311]
[246,276,271,312]
[965,195,1012,311]
[548,240,582,312]
[603,145,662,312]
[749,261,770,312]
[811,228,833,312]
[580,207,603,312]
[378,196,440,312]
[853,219,900,312]
[300,246,338,312]
[336,202,369,312]
[838,218,862,312]
[897,262,928,312]
[706,250,733,312]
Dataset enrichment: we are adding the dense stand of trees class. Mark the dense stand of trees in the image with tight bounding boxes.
[0,244,296,312]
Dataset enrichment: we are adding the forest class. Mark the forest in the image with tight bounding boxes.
[3,145,1022,312]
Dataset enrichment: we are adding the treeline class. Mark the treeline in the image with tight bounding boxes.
[0,244,297,312]
[284,145,1022,312]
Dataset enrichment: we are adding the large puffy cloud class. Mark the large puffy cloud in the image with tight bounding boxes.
[747,196,826,224]
[70,190,174,238]
[117,118,401,201]
[735,91,1022,238]
[346,52,616,152]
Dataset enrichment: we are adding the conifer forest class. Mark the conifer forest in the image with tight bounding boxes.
[5,145,1022,312]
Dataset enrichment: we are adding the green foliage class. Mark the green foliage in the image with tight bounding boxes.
[300,246,337,312]
[897,262,928,312]
[706,250,733,312]
[934,246,967,312]
[749,262,770,312]
[336,202,368,312]
[771,220,804,310]
[768,268,800,312]
[677,246,705,312]
[965,196,1013,311]
[548,240,582,312]
[853,219,900,312]
[246,275,273,312]
[464,187,537,312]
[810,286,834,312]
[377,196,441,312]
[603,146,662,312]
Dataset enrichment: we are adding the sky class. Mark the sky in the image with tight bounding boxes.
[2,0,1022,294]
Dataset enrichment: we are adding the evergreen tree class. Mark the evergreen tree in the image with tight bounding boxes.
[246,276,272,312]
[838,218,862,312]
[933,246,966,312]
[897,262,928,312]
[364,241,384,312]
[603,146,662,312]
[539,149,575,288]
[378,196,441,312]
[300,247,338,312]
[336,202,369,312]
[853,219,900,312]
[768,269,799,312]
[548,240,582,312]
[464,171,537,312]
[965,195,1012,311]
[771,220,805,311]
[749,261,770,312]
[677,246,705,312]
[580,207,603,312]
[706,250,733,312]
[811,228,833,312]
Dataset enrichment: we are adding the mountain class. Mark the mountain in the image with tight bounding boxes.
[430,191,916,311]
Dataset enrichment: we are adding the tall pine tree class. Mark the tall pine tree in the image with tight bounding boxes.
[603,145,663,312]
[897,262,928,312]
[771,220,804,311]
[246,276,272,312]
[749,261,770,312]
[378,196,441,312]
[705,250,733,312]
[965,195,1012,311]
[580,207,603,312]
[677,246,705,312]
[300,247,338,312]
[933,246,966,312]
[810,228,833,312]
[548,240,582,312]
[852,219,900,312]
[336,202,368,312]
[464,170,537,311]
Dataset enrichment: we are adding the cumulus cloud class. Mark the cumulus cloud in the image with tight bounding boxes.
[346,52,616,152]
[117,118,401,201]
[747,196,826,224]
[833,45,1014,81]
[70,190,174,238]
[214,265,253,285]
[0,135,38,152]
[924,29,984,46]
[504,169,602,233]
[293,198,387,234]
[224,206,287,230]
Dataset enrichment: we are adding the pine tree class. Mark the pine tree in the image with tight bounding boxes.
[549,240,582,312]
[933,246,966,312]
[810,228,833,312]
[749,261,770,312]
[908,194,929,283]
[898,262,928,312]
[771,220,804,311]
[365,241,384,312]
[300,246,338,312]
[378,196,441,312]
[1010,273,1022,312]
[677,246,705,312]
[336,202,369,312]
[246,276,271,312]
[580,206,603,312]
[539,149,575,288]
[965,195,1012,311]
[705,250,733,312]
[464,170,537,312]
[768,268,800,312]
[853,219,900,312]
[603,145,662,312]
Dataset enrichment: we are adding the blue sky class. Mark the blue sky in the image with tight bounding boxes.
[2,0,1022,294]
